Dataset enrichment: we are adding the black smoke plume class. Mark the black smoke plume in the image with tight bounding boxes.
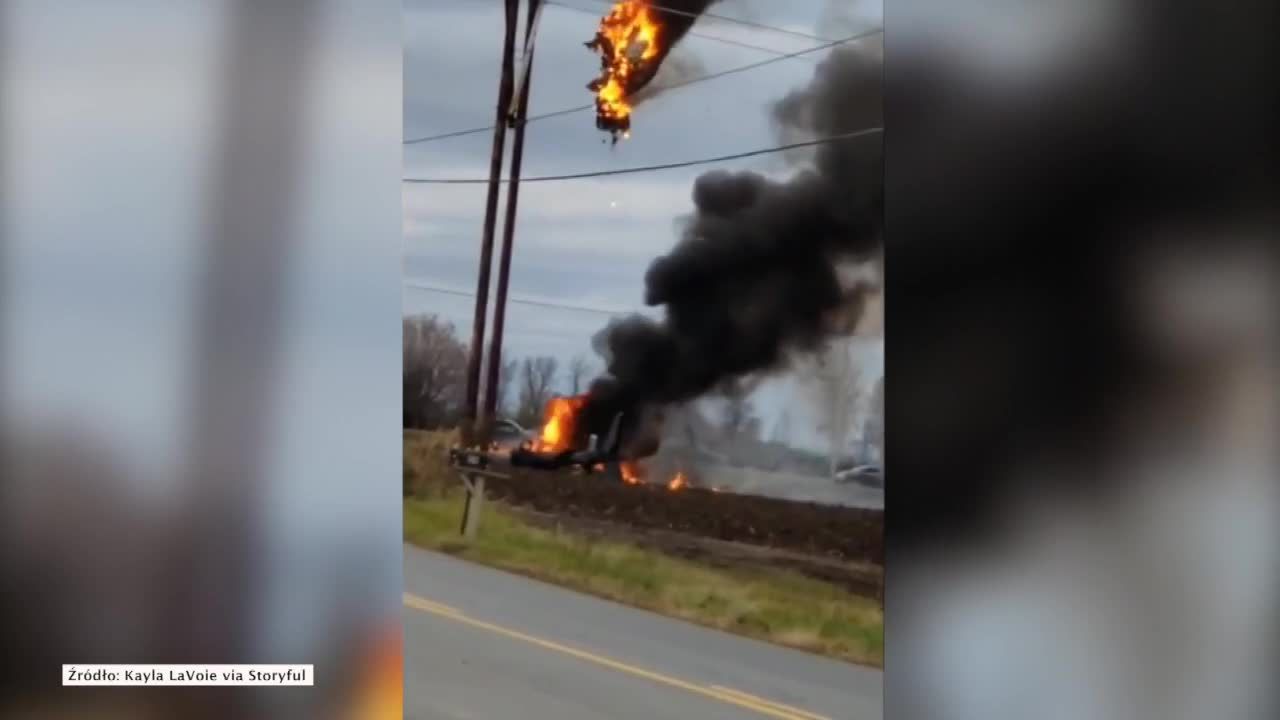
[579,41,884,456]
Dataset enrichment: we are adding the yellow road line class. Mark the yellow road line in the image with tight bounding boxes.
[711,686,831,720]
[403,592,822,720]
[402,592,463,616]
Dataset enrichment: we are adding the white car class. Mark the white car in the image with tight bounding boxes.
[490,419,536,451]
[835,464,883,488]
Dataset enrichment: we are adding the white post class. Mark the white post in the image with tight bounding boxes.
[459,474,486,539]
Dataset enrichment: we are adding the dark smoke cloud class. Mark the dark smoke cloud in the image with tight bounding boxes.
[581,41,884,453]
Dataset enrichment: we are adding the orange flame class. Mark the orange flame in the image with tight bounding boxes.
[667,471,688,491]
[588,0,663,137]
[345,620,403,720]
[620,461,642,485]
[533,396,587,453]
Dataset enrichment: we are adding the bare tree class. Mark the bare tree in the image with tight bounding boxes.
[769,410,793,446]
[568,354,594,395]
[719,380,757,438]
[478,349,518,419]
[403,315,468,429]
[495,355,518,419]
[516,355,559,427]
[865,375,884,461]
[812,342,862,475]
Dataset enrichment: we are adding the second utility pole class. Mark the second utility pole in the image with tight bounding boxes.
[483,0,543,427]
[462,0,520,446]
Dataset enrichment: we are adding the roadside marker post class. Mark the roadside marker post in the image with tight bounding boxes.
[449,448,510,539]
[460,474,485,539]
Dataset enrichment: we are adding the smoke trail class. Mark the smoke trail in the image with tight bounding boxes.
[643,0,717,74]
[818,0,881,40]
[581,40,883,454]
[629,49,707,106]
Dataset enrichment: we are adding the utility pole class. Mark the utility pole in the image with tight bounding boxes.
[820,342,856,477]
[483,0,543,427]
[170,2,316,715]
[458,0,543,542]
[462,0,520,446]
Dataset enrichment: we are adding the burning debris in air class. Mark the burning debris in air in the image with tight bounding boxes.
[586,0,659,141]
[585,0,717,143]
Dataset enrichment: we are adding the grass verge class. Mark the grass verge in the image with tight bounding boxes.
[405,493,883,667]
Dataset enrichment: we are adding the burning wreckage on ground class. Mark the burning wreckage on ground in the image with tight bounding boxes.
[450,395,688,490]
[511,397,690,490]
[585,0,716,142]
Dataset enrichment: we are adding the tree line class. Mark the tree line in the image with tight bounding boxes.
[403,313,595,431]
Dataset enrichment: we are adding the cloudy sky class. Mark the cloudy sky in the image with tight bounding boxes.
[404,0,883,448]
[6,1,403,520]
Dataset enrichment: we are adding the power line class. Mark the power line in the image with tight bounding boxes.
[403,127,882,184]
[641,29,877,92]
[544,0,817,62]
[405,281,636,316]
[408,104,588,144]
[571,0,835,43]
[403,29,880,145]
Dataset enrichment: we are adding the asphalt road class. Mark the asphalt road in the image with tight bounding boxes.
[404,545,882,720]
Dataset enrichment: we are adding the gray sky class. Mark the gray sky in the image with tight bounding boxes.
[6,0,404,540]
[403,0,883,448]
